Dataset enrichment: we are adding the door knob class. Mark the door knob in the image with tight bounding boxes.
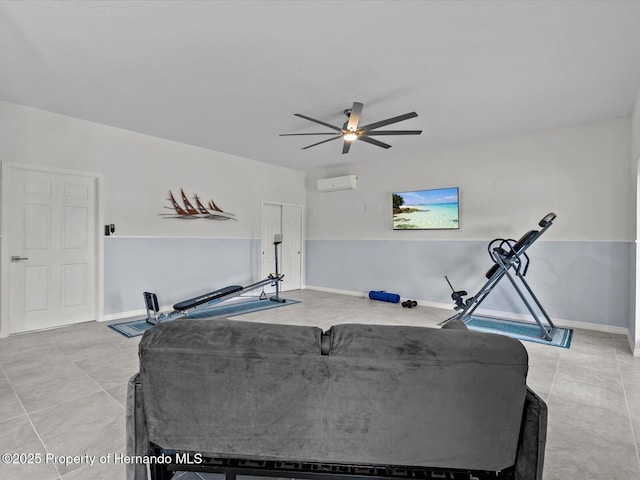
[11,256,29,262]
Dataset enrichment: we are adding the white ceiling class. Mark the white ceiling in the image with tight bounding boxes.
[2,0,640,171]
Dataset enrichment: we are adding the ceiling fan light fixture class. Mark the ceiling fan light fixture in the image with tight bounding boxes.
[281,101,421,153]
[343,131,358,142]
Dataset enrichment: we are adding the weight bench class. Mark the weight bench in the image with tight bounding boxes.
[143,275,283,325]
[143,234,285,325]
[445,213,556,340]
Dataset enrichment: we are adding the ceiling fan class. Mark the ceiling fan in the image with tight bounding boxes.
[280,101,422,154]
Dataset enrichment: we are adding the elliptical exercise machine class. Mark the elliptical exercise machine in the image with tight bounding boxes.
[444,213,557,341]
[143,234,285,325]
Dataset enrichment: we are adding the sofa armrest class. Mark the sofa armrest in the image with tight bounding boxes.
[126,373,149,480]
[515,388,548,480]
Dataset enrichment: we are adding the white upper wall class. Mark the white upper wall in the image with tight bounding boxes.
[307,117,632,242]
[0,100,306,238]
[1,100,632,244]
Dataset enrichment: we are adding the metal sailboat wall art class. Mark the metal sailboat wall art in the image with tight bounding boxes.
[160,189,237,220]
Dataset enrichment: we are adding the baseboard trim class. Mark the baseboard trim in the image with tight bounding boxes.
[304,285,368,298]
[102,309,148,322]
[305,285,455,310]
[304,286,631,337]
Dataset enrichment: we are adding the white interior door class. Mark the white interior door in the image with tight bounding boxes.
[261,203,302,293]
[3,164,99,334]
[281,205,302,291]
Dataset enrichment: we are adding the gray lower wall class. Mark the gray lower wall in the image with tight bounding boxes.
[104,237,260,315]
[0,236,634,332]
[306,239,634,329]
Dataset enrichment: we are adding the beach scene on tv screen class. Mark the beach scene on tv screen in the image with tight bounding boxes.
[393,187,459,230]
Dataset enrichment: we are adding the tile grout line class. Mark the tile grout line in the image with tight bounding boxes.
[12,361,126,478]
[613,335,640,474]
[0,361,63,479]
[70,357,129,411]
[2,339,125,477]
[545,343,563,403]
[47,332,129,412]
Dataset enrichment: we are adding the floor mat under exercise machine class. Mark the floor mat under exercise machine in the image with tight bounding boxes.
[108,297,299,338]
[464,315,573,348]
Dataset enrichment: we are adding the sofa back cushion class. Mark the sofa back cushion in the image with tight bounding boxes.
[139,319,528,472]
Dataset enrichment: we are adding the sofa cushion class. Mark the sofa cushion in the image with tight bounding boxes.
[139,319,326,461]
[325,324,529,471]
[139,319,528,472]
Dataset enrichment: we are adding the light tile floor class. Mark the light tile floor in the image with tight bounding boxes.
[0,290,639,479]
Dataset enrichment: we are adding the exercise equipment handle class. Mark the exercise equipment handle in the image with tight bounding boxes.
[445,276,455,292]
[539,213,556,228]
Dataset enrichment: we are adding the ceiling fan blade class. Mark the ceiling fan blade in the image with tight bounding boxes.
[358,136,392,149]
[302,136,342,150]
[346,102,363,131]
[280,133,342,136]
[294,113,343,132]
[360,112,418,131]
[342,140,352,154]
[366,130,422,136]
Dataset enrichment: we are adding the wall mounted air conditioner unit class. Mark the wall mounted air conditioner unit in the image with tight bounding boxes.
[317,175,358,192]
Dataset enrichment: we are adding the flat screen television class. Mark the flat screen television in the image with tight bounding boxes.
[392,187,459,230]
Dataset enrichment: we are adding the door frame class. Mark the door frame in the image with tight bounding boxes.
[628,158,640,357]
[260,201,304,291]
[0,162,104,337]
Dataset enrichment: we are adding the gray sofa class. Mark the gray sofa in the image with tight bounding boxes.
[127,318,546,480]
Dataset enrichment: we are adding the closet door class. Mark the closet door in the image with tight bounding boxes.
[261,203,302,292]
[280,205,302,291]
